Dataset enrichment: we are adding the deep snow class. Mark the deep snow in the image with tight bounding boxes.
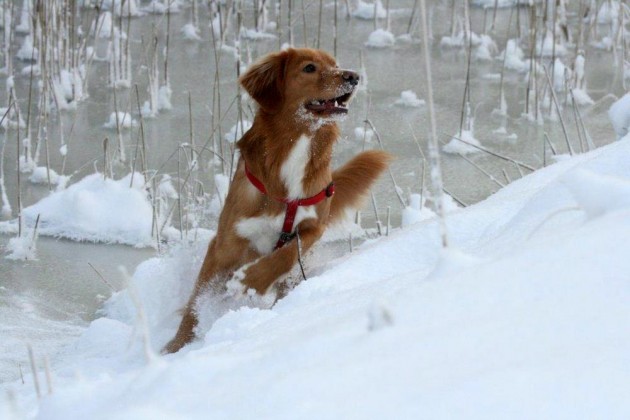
[3,134,630,419]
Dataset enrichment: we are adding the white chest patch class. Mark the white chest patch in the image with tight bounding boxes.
[280,134,311,199]
[236,206,317,255]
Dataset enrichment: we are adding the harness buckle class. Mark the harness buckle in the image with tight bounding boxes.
[325,182,335,197]
[279,231,296,244]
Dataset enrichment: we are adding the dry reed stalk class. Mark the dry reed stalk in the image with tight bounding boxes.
[103,137,110,179]
[44,355,53,395]
[363,119,405,206]
[295,227,307,280]
[407,0,419,34]
[29,213,41,255]
[288,0,294,45]
[0,106,13,218]
[420,0,449,248]
[13,92,23,237]
[542,65,573,155]
[439,139,505,188]
[443,187,467,207]
[317,0,323,48]
[301,0,307,47]
[334,0,338,57]
[88,262,117,292]
[444,132,537,171]
[371,192,383,236]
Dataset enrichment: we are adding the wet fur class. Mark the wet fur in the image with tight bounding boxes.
[164,48,391,354]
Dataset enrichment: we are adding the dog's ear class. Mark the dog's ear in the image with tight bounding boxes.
[240,50,289,114]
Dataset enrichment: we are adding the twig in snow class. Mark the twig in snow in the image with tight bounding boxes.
[27,344,41,399]
[88,262,117,292]
[443,132,537,172]
[542,65,574,155]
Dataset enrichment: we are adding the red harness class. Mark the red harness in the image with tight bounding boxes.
[244,165,335,250]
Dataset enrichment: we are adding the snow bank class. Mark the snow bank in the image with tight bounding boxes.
[5,137,630,418]
[609,93,630,139]
[0,172,164,247]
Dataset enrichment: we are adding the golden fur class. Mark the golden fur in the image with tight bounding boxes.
[163,48,391,353]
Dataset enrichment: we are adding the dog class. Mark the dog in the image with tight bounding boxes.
[163,48,391,354]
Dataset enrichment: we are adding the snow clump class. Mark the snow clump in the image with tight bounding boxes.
[365,29,395,48]
[103,112,137,129]
[442,130,482,155]
[394,90,425,108]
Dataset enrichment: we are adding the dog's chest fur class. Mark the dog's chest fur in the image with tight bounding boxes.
[236,134,317,254]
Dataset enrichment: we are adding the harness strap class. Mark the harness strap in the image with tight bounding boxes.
[244,164,335,250]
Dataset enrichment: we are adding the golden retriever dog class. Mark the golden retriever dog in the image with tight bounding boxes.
[163,48,391,353]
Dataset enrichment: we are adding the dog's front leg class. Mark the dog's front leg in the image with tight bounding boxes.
[240,225,324,294]
[162,237,243,354]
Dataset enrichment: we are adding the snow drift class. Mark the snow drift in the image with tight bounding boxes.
[3,137,630,419]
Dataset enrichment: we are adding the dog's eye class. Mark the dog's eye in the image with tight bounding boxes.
[303,64,316,73]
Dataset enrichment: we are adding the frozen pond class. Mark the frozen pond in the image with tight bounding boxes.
[0,0,624,383]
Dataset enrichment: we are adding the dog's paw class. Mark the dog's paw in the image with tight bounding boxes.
[161,337,186,354]
[225,277,247,298]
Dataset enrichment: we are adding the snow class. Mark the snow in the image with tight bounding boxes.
[0,172,169,247]
[224,120,252,143]
[354,126,374,142]
[401,193,435,227]
[571,88,594,106]
[394,90,425,108]
[103,112,137,129]
[474,34,498,61]
[15,35,37,61]
[4,134,630,418]
[5,230,38,260]
[442,130,482,155]
[28,167,69,188]
[500,39,528,72]
[365,29,395,49]
[471,0,519,7]
[351,0,387,20]
[608,93,630,139]
[536,31,567,57]
[181,23,202,41]
[597,0,621,24]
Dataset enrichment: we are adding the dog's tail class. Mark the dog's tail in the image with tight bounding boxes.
[329,150,393,224]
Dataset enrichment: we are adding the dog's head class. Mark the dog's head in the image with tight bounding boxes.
[240,48,359,125]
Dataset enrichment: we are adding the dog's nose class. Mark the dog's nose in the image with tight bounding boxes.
[342,70,360,86]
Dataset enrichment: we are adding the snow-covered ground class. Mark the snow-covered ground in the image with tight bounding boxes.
[3,134,630,419]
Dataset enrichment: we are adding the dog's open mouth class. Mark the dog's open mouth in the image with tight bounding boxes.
[305,91,353,115]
